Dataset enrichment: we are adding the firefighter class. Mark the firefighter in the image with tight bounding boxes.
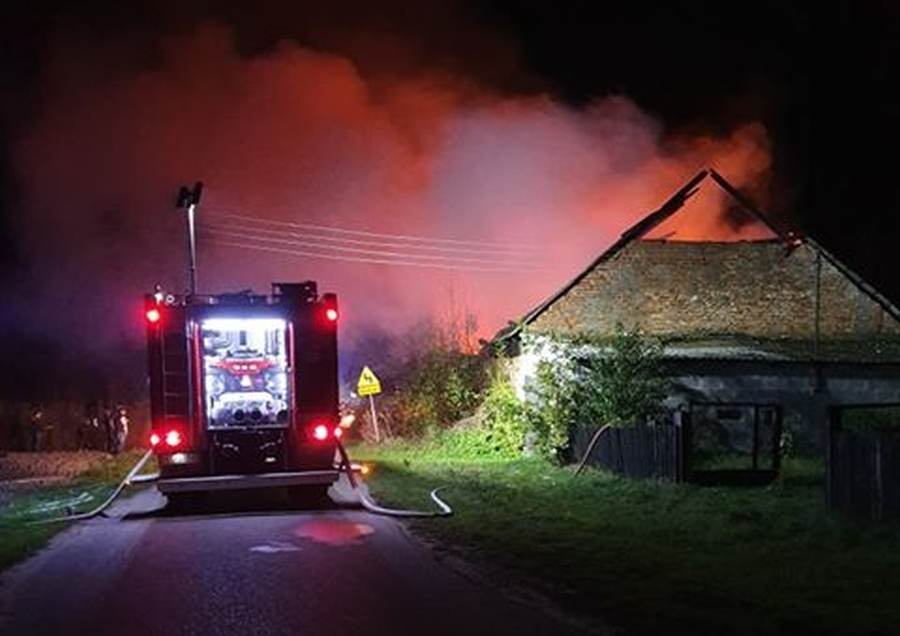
[29,404,45,452]
[112,404,129,454]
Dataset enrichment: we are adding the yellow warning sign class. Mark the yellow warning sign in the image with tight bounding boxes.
[357,366,382,397]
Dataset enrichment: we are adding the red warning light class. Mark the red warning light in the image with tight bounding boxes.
[150,433,161,447]
[165,430,182,448]
[312,424,329,441]
[333,426,343,439]
[146,308,161,323]
[325,308,338,322]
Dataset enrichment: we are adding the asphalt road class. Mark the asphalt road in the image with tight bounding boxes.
[0,478,594,636]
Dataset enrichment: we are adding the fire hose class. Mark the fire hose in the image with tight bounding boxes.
[33,450,158,524]
[336,440,452,518]
[33,442,451,524]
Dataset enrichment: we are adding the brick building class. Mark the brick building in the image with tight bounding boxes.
[497,169,900,458]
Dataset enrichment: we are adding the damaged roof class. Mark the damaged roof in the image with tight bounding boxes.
[495,169,900,351]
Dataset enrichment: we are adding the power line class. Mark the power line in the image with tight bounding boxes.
[203,238,546,273]
[199,227,545,268]
[200,219,539,257]
[204,209,542,251]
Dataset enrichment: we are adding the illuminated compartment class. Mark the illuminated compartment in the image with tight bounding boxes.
[201,317,290,429]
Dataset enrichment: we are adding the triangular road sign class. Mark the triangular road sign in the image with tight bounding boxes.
[357,365,382,397]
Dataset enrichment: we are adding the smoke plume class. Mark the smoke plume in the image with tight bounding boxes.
[13,23,772,362]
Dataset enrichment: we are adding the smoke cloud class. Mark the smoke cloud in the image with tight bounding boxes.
[13,23,772,361]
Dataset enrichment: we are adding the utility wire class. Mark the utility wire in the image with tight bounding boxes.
[203,209,542,251]
[200,226,545,268]
[203,238,547,273]
[200,219,538,257]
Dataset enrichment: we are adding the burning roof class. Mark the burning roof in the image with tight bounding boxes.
[495,169,900,359]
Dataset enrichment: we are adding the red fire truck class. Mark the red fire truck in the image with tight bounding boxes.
[144,281,342,503]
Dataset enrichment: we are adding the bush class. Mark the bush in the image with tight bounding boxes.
[520,324,666,460]
[480,374,529,456]
[523,359,575,459]
[375,349,487,438]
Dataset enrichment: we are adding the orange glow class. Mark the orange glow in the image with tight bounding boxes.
[17,25,775,348]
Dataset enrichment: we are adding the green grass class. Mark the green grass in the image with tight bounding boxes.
[350,442,900,636]
[0,450,147,571]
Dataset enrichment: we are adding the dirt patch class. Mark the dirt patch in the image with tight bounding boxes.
[0,451,109,481]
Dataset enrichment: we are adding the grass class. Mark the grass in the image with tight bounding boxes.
[350,442,900,636]
[0,450,147,571]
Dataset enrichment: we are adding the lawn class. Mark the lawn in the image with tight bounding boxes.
[350,442,900,636]
[0,450,148,571]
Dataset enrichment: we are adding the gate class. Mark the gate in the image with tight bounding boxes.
[827,404,900,521]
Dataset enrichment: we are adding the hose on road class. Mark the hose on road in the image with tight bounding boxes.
[336,441,452,518]
[32,450,159,525]
[31,442,452,523]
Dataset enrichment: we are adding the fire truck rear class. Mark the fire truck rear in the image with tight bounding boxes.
[144,281,341,502]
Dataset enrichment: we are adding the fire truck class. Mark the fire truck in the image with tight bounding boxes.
[144,281,342,502]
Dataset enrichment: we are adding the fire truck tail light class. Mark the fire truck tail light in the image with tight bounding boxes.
[312,424,329,441]
[150,433,161,447]
[146,308,161,323]
[165,430,183,448]
[333,426,343,439]
[321,292,338,324]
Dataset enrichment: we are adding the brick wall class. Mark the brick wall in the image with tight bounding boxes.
[531,240,900,339]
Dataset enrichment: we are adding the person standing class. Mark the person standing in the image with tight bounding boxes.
[112,405,129,454]
[29,405,45,452]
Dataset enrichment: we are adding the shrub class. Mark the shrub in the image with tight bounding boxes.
[577,325,666,428]
[480,374,529,456]
[374,349,487,438]
[520,324,667,460]
[523,359,575,459]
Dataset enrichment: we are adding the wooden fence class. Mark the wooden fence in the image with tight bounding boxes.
[571,419,685,481]
[828,405,900,521]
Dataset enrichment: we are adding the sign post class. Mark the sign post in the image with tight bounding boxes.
[357,366,383,443]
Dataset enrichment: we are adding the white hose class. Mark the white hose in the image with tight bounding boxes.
[32,450,158,525]
[31,443,452,524]
[337,441,452,518]
[357,486,453,518]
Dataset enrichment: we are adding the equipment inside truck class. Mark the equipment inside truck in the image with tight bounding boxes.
[202,317,290,429]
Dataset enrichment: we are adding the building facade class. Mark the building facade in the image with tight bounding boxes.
[497,170,900,457]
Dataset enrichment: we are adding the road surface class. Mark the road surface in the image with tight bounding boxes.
[0,478,595,635]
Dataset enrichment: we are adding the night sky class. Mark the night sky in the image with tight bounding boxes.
[0,1,898,398]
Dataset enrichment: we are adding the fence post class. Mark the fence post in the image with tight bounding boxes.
[772,407,783,471]
[681,409,692,483]
[825,405,839,514]
[874,433,884,522]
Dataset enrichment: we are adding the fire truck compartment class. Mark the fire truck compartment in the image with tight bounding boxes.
[201,317,290,429]
[156,469,340,493]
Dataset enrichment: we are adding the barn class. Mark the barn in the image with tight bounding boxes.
[495,169,900,473]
